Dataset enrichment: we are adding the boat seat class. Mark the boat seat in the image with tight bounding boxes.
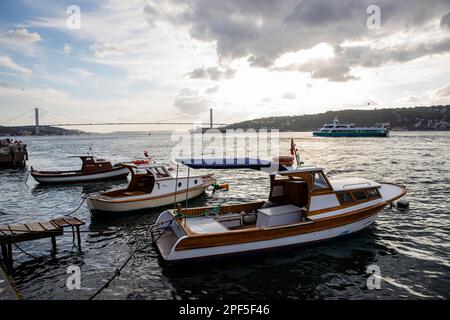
[186,217,228,234]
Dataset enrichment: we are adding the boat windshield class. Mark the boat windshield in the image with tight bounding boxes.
[312,172,330,190]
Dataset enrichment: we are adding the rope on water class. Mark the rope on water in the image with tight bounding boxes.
[63,197,87,216]
[12,243,39,260]
[89,221,171,300]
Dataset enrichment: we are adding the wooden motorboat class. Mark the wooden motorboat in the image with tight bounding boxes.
[30,156,129,184]
[87,163,216,215]
[151,157,406,262]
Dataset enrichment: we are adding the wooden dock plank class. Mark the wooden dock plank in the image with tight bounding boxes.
[0,217,85,265]
[0,228,14,236]
[61,216,85,226]
[8,224,29,233]
[25,222,45,232]
[38,221,59,231]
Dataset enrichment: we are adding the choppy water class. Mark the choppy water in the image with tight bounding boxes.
[0,131,449,300]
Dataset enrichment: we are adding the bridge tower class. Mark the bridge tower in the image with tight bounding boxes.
[35,107,40,135]
[210,108,213,129]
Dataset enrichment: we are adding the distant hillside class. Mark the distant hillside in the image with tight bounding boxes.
[224,105,450,131]
[0,126,86,136]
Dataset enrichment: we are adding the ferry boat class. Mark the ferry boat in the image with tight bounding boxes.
[313,118,389,137]
[30,155,129,184]
[0,138,28,167]
[151,154,406,262]
[87,163,216,215]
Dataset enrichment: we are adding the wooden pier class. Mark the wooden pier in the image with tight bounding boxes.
[0,216,85,270]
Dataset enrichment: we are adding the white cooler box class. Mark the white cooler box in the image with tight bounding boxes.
[256,204,303,228]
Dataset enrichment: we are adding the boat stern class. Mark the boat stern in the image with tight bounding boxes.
[152,210,186,261]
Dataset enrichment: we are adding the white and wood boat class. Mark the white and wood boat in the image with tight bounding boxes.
[30,156,129,184]
[87,163,216,215]
[151,157,406,262]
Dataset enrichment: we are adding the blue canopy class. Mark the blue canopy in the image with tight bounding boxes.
[176,158,287,171]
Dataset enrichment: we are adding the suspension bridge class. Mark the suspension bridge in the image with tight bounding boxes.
[0,108,233,134]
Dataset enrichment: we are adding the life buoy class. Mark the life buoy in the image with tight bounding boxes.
[133,159,150,165]
[277,155,294,166]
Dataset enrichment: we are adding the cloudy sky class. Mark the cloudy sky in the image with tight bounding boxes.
[0,0,450,131]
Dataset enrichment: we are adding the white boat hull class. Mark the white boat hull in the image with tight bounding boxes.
[158,214,378,262]
[31,167,130,184]
[88,184,211,214]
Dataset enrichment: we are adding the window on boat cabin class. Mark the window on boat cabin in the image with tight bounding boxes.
[352,190,368,201]
[367,188,380,199]
[312,172,330,190]
[337,192,353,204]
[152,167,170,178]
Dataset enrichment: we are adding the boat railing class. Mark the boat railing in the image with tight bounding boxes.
[342,182,371,189]
[300,165,318,169]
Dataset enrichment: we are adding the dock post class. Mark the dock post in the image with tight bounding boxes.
[1,244,8,269]
[51,235,57,256]
[1,244,7,261]
[76,226,81,250]
[6,238,13,271]
[71,226,75,244]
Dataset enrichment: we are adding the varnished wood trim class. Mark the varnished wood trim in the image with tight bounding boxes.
[174,202,386,251]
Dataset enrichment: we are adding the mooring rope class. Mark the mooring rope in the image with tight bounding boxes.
[12,243,39,260]
[88,221,171,300]
[63,197,87,216]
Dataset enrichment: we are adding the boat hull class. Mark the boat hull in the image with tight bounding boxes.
[313,131,389,137]
[88,183,212,214]
[30,167,129,184]
[154,202,386,262]
[156,213,380,262]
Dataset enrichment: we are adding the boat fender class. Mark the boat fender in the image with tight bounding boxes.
[213,183,229,191]
[243,214,257,225]
[396,199,410,209]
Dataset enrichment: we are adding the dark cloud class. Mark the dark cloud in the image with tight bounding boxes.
[278,38,450,81]
[186,66,235,80]
[441,12,450,29]
[145,0,450,81]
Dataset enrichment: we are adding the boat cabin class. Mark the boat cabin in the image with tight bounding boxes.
[77,156,114,173]
[268,167,332,210]
[170,159,384,233]
[114,164,173,196]
[268,168,383,215]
